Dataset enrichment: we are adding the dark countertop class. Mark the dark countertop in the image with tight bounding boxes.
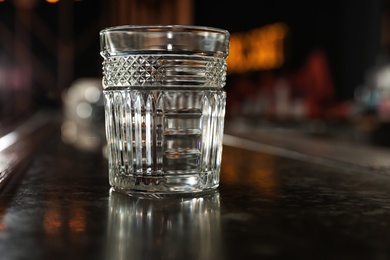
[2,113,390,259]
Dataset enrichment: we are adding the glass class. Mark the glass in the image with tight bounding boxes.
[100,25,230,196]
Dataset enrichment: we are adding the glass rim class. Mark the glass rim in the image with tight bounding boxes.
[100,24,229,36]
[100,24,230,59]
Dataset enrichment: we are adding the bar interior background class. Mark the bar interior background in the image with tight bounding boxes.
[1,0,390,147]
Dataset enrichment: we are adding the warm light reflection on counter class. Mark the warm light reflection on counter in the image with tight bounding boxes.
[227,22,288,74]
[221,146,279,197]
[0,210,6,231]
[44,207,62,235]
[0,222,5,231]
[43,202,86,236]
[69,205,86,233]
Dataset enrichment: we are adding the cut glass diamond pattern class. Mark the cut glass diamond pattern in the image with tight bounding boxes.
[102,55,226,88]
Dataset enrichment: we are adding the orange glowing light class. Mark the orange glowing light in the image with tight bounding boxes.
[46,0,59,3]
[227,22,288,74]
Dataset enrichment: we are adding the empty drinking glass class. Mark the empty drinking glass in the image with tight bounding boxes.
[100,25,230,196]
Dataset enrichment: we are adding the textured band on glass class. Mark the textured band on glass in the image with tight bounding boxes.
[102,55,227,88]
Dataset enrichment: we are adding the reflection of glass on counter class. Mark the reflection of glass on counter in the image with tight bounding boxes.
[106,190,222,260]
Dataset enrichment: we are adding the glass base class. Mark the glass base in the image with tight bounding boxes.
[111,187,219,199]
[109,170,220,198]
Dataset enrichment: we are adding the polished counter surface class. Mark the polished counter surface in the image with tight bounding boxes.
[2,114,390,259]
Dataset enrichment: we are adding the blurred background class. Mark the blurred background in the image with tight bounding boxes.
[1,0,390,148]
